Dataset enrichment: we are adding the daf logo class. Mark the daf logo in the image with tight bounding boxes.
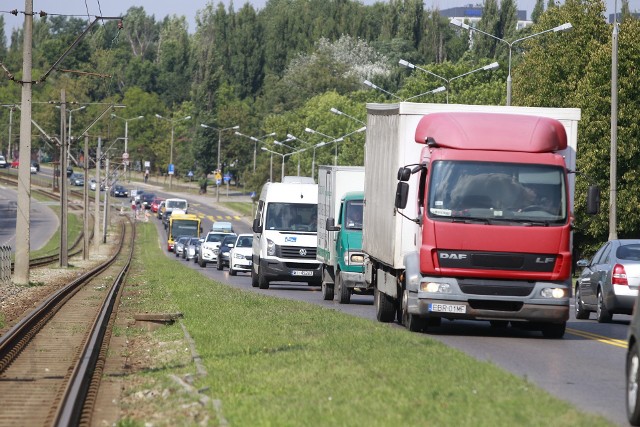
[440,253,467,260]
[536,257,555,264]
[299,248,307,257]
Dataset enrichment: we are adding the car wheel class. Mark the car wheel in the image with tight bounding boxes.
[216,258,223,270]
[229,264,237,276]
[401,288,427,332]
[628,342,640,425]
[596,289,613,323]
[574,285,590,320]
[251,264,259,288]
[374,287,396,323]
[258,271,270,290]
[541,322,566,339]
[198,256,207,268]
[337,271,351,304]
[321,280,334,301]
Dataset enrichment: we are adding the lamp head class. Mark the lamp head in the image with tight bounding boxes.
[363,80,374,88]
[155,114,163,119]
[200,123,208,128]
[398,59,414,69]
[232,125,239,129]
[433,86,446,94]
[330,107,341,115]
[483,62,499,71]
[450,19,470,30]
[554,22,573,32]
[184,116,192,120]
[286,133,296,140]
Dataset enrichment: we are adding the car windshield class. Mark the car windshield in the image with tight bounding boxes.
[205,233,227,243]
[222,235,237,246]
[236,236,252,247]
[428,161,567,225]
[265,203,317,232]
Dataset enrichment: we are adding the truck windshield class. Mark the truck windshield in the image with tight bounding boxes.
[427,161,566,224]
[265,203,317,232]
[171,220,199,239]
[344,200,364,230]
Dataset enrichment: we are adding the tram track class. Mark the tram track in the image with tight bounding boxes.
[0,215,134,426]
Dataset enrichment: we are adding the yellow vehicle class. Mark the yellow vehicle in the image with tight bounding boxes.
[168,213,201,252]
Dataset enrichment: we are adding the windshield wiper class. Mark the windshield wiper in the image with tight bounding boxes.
[491,217,552,226]
[448,216,491,224]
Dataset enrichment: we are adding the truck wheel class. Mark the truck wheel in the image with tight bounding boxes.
[258,272,270,290]
[627,342,640,425]
[574,286,590,320]
[401,289,427,332]
[251,265,259,288]
[321,281,334,300]
[374,288,396,323]
[541,322,566,339]
[596,289,613,323]
[337,272,351,304]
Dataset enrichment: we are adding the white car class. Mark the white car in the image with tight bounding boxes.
[198,231,234,268]
[30,164,37,174]
[228,234,253,276]
[0,155,8,168]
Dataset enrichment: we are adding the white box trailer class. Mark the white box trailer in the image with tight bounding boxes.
[363,102,580,273]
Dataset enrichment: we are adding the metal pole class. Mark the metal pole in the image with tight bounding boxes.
[216,130,221,202]
[59,89,68,268]
[269,153,273,182]
[609,3,619,240]
[253,141,257,171]
[506,45,514,106]
[103,156,109,243]
[13,0,33,284]
[93,137,101,251]
[83,135,89,260]
[169,123,174,189]
[124,119,129,181]
[281,155,285,182]
[334,142,337,166]
[7,107,13,160]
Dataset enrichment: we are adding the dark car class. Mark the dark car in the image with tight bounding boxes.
[575,239,640,323]
[66,166,73,177]
[68,172,85,186]
[110,184,128,197]
[629,298,640,425]
[216,233,238,271]
[140,193,156,209]
[30,161,40,172]
[162,210,173,230]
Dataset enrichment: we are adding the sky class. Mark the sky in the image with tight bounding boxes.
[4,1,636,36]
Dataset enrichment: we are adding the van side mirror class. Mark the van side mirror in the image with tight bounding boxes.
[397,167,411,182]
[586,185,600,215]
[395,182,409,209]
[252,218,263,233]
[326,217,340,232]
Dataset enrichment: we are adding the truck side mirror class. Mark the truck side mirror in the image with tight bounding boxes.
[326,217,340,232]
[586,185,600,215]
[395,182,409,209]
[397,167,411,182]
[252,218,263,233]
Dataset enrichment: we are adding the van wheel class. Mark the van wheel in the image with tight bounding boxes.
[402,289,427,332]
[251,266,259,288]
[574,285,590,319]
[321,281,334,300]
[258,272,270,289]
[374,288,396,323]
[337,272,350,304]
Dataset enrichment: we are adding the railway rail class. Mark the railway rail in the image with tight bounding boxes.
[0,215,134,426]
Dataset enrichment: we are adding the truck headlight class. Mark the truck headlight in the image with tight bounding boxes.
[420,282,452,293]
[344,251,364,265]
[540,288,565,299]
[267,239,276,256]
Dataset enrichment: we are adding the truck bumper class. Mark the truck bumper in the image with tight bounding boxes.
[260,258,322,283]
[408,277,570,323]
[340,271,366,289]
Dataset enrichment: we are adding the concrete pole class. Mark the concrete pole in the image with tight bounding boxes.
[93,138,101,251]
[609,7,619,241]
[13,0,33,285]
[83,135,89,260]
[169,123,174,189]
[59,89,68,268]
[7,107,13,160]
[124,120,129,181]
[103,156,109,243]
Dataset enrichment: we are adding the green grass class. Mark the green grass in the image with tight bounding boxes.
[221,201,253,217]
[30,209,83,259]
[122,223,613,427]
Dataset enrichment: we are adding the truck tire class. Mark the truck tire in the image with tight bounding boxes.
[596,289,613,323]
[401,289,427,332]
[321,281,334,300]
[337,272,350,304]
[375,288,396,323]
[574,286,590,320]
[541,322,566,339]
[258,271,270,290]
[251,265,259,288]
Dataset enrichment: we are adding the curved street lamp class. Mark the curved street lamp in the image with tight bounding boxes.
[155,113,191,189]
[363,79,402,101]
[330,107,365,126]
[449,19,572,105]
[261,146,307,182]
[111,113,144,179]
[235,131,276,171]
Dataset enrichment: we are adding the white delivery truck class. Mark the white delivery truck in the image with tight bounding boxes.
[317,165,367,303]
[363,102,599,338]
[251,177,321,289]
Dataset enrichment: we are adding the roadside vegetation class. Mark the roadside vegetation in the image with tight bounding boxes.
[117,222,613,426]
[30,210,82,259]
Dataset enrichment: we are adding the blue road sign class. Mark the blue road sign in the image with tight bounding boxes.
[168,163,175,175]
[223,174,231,184]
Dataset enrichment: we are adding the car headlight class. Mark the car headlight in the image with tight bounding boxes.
[267,239,276,256]
[234,253,245,260]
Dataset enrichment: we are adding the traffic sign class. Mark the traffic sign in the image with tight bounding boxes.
[223,174,231,184]
[215,171,222,181]
[122,152,129,159]
[168,163,175,175]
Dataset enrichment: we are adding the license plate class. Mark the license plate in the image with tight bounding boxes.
[292,270,313,277]
[428,303,466,314]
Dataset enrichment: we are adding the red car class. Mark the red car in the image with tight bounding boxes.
[151,198,164,213]
[10,160,19,168]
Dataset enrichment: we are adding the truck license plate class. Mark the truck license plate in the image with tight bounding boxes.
[428,303,466,314]
[292,270,313,276]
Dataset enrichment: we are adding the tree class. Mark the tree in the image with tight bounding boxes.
[474,0,500,58]
[531,0,545,23]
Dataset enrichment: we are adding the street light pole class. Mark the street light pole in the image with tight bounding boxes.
[112,114,144,181]
[330,107,365,125]
[305,127,338,165]
[610,1,619,240]
[363,79,403,100]
[156,113,191,189]
[200,123,239,202]
[449,19,572,106]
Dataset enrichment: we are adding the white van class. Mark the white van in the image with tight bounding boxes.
[251,178,321,289]
[164,198,189,215]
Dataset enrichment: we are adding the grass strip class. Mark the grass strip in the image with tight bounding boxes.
[30,209,82,259]
[122,222,613,427]
[220,201,253,217]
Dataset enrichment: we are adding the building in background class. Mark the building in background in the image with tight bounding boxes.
[441,4,532,30]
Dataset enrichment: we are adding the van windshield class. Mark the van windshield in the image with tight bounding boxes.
[167,200,187,209]
[265,203,317,232]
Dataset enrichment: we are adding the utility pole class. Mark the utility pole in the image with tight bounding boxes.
[14,0,33,285]
[103,156,109,243]
[83,134,89,260]
[59,89,68,267]
[609,1,619,241]
[94,138,101,251]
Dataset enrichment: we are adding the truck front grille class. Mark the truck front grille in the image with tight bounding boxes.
[460,283,534,297]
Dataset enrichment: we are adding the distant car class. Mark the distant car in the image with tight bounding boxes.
[174,236,191,258]
[228,234,253,276]
[627,301,640,425]
[110,185,128,197]
[69,172,84,186]
[151,198,164,213]
[140,192,156,209]
[216,234,238,271]
[89,178,97,191]
[11,160,19,168]
[185,238,201,262]
[133,189,145,203]
[162,210,173,230]
[157,201,166,219]
[30,163,37,174]
[0,155,7,168]
[575,239,640,323]
[66,166,73,177]
[30,161,40,172]
[198,231,235,268]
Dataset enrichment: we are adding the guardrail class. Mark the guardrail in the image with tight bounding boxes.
[0,245,11,285]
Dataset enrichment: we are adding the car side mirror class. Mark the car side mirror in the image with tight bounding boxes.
[576,259,588,268]
[252,218,262,233]
[326,217,340,232]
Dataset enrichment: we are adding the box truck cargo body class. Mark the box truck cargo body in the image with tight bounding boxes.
[363,102,588,338]
[317,165,366,303]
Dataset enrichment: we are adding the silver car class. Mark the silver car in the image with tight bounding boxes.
[575,239,640,322]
